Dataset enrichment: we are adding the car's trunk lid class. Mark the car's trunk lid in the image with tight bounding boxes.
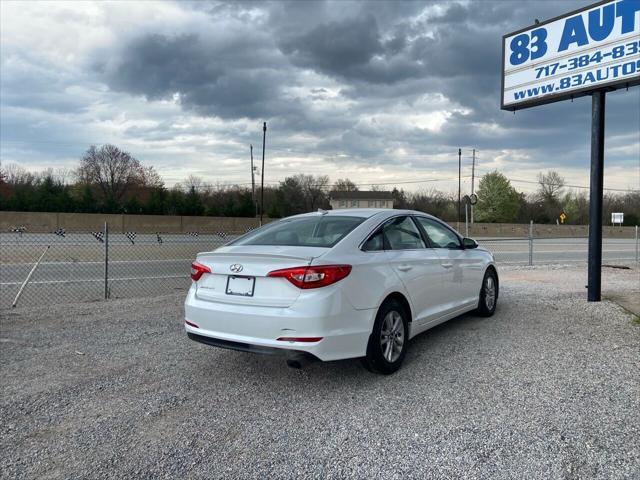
[193,246,328,307]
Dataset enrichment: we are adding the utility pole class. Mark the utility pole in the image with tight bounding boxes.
[458,148,462,228]
[250,144,257,218]
[471,148,476,224]
[260,122,266,225]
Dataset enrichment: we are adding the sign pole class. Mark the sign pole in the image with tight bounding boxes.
[587,90,605,302]
[260,122,266,226]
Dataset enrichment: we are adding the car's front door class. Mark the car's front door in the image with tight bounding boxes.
[380,216,445,324]
[414,216,483,312]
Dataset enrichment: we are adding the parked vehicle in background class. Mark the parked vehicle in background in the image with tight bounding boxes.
[185,209,498,374]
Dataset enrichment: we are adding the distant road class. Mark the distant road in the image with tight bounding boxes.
[1,236,637,308]
[479,237,637,265]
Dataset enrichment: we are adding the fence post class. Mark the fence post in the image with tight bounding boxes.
[528,220,533,266]
[636,225,638,264]
[104,221,109,300]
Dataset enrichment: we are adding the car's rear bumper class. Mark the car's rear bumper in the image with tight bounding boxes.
[187,332,320,361]
[184,285,374,361]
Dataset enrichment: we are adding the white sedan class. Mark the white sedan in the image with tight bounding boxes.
[185,209,498,374]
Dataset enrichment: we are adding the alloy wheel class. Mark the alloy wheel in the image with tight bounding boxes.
[380,310,405,362]
[485,276,496,310]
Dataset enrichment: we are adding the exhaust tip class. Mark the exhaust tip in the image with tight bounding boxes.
[285,352,317,370]
[286,359,303,369]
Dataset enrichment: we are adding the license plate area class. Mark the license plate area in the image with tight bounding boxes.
[225,275,255,297]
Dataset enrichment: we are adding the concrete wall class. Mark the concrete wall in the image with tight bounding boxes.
[1,211,637,238]
[1,211,265,233]
[462,222,635,239]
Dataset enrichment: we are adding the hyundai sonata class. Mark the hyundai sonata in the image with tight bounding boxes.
[185,209,498,374]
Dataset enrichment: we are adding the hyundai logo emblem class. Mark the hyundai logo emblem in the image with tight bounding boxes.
[229,264,243,273]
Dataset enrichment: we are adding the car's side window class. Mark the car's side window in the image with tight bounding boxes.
[415,217,461,249]
[383,216,426,250]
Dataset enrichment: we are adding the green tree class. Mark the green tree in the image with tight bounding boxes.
[391,188,407,209]
[562,191,589,225]
[182,186,204,216]
[144,186,168,215]
[474,171,521,223]
[76,184,98,213]
[273,177,306,217]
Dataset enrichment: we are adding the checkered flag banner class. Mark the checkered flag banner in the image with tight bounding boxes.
[53,228,66,237]
[187,232,199,237]
[245,226,256,233]
[156,233,163,244]
[11,226,26,234]
[125,232,136,245]
[215,231,227,239]
[91,231,104,243]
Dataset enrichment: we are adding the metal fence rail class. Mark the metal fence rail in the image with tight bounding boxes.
[479,235,639,266]
[1,225,638,309]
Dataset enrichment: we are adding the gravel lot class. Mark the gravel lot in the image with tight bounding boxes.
[1,265,638,479]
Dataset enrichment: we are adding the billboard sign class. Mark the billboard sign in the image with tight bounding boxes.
[502,0,640,110]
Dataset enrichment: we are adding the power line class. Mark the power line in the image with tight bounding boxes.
[185,175,473,190]
[471,168,638,192]
[507,177,636,193]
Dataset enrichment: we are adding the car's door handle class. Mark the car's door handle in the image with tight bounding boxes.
[397,265,413,272]
[442,263,453,269]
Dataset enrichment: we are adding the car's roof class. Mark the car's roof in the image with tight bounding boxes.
[292,208,435,219]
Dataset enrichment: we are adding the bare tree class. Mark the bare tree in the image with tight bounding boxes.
[138,165,164,189]
[54,167,74,185]
[2,163,34,186]
[295,174,330,211]
[537,170,565,203]
[332,178,358,192]
[180,175,205,192]
[77,144,144,203]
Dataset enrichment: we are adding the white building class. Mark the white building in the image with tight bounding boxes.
[329,191,394,209]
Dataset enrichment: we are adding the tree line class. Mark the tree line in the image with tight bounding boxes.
[1,144,638,225]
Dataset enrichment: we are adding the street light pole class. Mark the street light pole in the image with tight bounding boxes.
[471,148,476,224]
[458,148,462,228]
[260,122,266,226]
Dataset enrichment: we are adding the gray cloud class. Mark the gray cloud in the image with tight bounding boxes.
[279,15,385,80]
[1,0,638,189]
[98,32,295,119]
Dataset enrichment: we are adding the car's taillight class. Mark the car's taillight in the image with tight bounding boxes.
[267,265,352,289]
[190,261,211,281]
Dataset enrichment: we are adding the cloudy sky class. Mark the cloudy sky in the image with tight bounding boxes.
[1,0,638,194]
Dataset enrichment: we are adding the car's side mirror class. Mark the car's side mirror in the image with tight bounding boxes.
[462,237,478,249]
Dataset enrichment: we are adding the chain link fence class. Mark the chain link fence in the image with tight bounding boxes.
[1,227,239,309]
[2,224,638,309]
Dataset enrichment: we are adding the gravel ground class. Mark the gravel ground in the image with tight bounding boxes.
[1,264,638,479]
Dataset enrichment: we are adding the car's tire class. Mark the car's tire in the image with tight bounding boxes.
[476,268,498,317]
[361,298,409,374]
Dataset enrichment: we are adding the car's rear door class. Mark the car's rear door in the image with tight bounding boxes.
[379,216,445,324]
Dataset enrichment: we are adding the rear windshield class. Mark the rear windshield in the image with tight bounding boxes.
[230,215,365,248]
